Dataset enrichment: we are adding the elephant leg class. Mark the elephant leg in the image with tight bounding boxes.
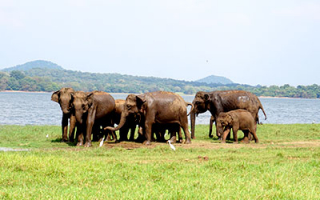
[178,127,183,143]
[143,123,152,145]
[221,128,230,143]
[76,124,84,146]
[109,130,118,142]
[61,114,69,142]
[241,130,250,143]
[249,121,258,141]
[215,121,221,138]
[181,120,191,144]
[250,129,259,143]
[226,128,231,141]
[233,129,238,143]
[209,116,214,138]
[84,119,94,147]
[68,114,76,142]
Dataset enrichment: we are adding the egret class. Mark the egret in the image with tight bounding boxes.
[168,140,176,151]
[99,136,105,147]
[46,134,49,138]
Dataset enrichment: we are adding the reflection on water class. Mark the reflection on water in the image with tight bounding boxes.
[0,92,319,125]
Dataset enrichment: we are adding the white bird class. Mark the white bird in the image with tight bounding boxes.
[46,134,49,138]
[168,140,176,151]
[99,136,105,147]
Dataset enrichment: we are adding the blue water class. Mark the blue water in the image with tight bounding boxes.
[0,92,319,125]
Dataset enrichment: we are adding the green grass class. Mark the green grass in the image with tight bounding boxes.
[1,124,320,199]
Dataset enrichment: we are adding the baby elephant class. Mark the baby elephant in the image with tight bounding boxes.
[216,109,259,143]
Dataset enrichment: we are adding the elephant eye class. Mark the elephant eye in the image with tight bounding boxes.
[127,105,132,109]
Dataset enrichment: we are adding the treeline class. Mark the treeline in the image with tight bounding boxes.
[1,68,320,98]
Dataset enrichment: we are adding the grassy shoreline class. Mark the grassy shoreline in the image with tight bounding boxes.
[1,124,320,199]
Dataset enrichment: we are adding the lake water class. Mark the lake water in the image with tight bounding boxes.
[1,92,320,125]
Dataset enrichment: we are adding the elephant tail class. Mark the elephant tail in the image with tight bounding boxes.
[186,102,194,116]
[259,103,267,121]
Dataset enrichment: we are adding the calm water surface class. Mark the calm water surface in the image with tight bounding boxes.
[1,92,320,125]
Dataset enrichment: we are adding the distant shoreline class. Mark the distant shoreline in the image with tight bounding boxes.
[1,90,319,99]
[0,90,50,94]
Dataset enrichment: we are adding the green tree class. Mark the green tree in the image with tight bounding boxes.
[10,70,25,80]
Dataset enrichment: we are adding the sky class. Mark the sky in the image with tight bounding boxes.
[0,0,320,86]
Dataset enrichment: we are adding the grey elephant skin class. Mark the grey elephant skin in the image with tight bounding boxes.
[191,90,267,139]
[106,91,192,145]
[71,91,115,147]
[216,109,259,143]
[113,99,139,141]
[51,87,76,142]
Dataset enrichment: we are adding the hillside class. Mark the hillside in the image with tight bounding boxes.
[0,60,231,94]
[2,60,63,72]
[196,75,233,85]
[1,60,320,98]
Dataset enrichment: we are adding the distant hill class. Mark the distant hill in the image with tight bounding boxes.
[2,60,64,72]
[196,75,234,85]
[0,60,233,94]
[1,60,320,98]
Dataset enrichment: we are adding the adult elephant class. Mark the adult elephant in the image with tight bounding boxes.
[190,90,267,139]
[71,91,115,147]
[113,99,139,141]
[51,87,76,142]
[105,91,193,145]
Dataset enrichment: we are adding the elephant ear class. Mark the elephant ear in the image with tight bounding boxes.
[136,95,146,109]
[204,93,210,101]
[51,90,60,103]
[226,114,233,125]
[86,92,94,107]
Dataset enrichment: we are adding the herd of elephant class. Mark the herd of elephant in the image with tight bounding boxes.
[51,88,267,147]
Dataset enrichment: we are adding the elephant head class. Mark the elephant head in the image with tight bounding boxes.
[51,87,75,114]
[216,112,233,137]
[71,92,93,124]
[105,94,146,131]
[190,91,210,139]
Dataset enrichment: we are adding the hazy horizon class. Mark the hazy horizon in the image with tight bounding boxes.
[1,0,319,86]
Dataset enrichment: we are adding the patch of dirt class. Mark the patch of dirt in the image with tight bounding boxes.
[99,140,320,150]
[102,142,152,150]
[276,141,320,148]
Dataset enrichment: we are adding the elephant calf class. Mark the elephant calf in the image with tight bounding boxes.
[216,109,259,143]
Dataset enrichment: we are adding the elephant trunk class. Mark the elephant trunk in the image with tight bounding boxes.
[186,102,194,116]
[105,112,127,131]
[190,110,196,139]
[74,110,83,125]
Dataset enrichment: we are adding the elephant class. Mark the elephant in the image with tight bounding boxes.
[216,109,259,143]
[190,90,267,139]
[113,99,139,141]
[71,91,115,147]
[105,91,193,145]
[51,87,76,142]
